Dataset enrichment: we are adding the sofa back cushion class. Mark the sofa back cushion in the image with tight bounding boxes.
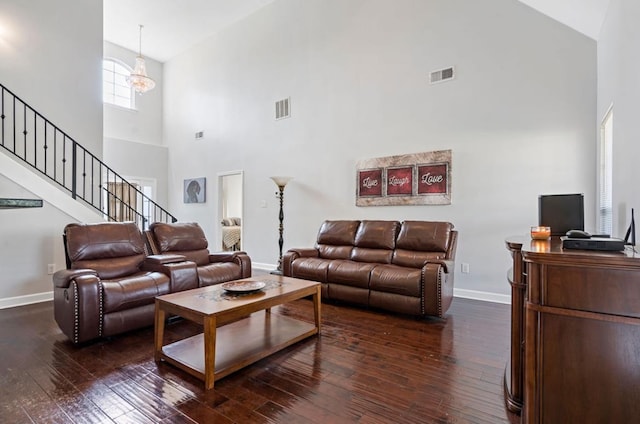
[392,221,454,268]
[65,222,145,279]
[149,222,210,266]
[350,220,399,263]
[316,220,359,259]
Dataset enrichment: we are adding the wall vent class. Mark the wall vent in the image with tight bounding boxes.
[429,66,455,84]
[275,97,291,120]
[195,131,204,139]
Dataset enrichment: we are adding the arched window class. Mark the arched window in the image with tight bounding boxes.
[103,58,135,109]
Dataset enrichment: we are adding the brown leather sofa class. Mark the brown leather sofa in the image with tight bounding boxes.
[282,220,457,317]
[145,222,251,287]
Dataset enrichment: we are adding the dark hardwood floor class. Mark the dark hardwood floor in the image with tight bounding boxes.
[0,293,519,423]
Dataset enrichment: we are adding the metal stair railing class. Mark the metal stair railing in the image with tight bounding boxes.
[0,82,177,229]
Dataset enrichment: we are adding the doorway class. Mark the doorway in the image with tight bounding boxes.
[218,171,243,251]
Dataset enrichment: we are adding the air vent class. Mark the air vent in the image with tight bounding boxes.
[275,97,291,120]
[195,131,204,139]
[429,66,455,84]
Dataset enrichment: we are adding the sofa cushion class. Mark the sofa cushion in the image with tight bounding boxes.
[150,222,209,253]
[290,258,331,283]
[318,245,353,260]
[354,220,399,249]
[391,250,446,269]
[350,247,393,264]
[369,264,422,297]
[327,260,376,288]
[395,221,453,252]
[317,220,360,245]
[197,262,243,287]
[66,222,146,279]
[102,271,170,313]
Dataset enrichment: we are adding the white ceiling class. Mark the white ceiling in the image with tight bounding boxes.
[103,0,610,63]
[103,0,276,62]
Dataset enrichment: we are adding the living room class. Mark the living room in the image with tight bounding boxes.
[0,0,637,422]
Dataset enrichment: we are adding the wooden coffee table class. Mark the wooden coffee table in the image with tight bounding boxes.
[154,275,321,389]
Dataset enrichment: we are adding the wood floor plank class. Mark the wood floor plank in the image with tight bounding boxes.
[0,294,519,424]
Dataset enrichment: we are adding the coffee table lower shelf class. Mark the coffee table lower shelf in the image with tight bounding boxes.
[158,312,317,385]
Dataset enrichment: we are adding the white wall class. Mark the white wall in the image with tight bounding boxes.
[103,42,169,210]
[597,0,640,239]
[103,41,164,147]
[0,0,103,155]
[0,0,103,306]
[164,0,597,298]
[103,137,169,209]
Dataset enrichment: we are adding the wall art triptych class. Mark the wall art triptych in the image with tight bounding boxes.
[356,149,451,206]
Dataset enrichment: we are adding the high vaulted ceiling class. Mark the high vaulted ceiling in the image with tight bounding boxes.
[103,0,610,63]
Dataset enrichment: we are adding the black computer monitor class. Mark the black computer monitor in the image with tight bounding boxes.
[538,193,585,236]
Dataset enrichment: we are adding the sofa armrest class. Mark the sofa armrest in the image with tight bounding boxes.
[207,252,252,278]
[282,248,319,276]
[422,262,454,317]
[209,252,241,262]
[428,259,454,274]
[142,257,198,293]
[53,272,102,344]
[53,268,97,288]
[144,254,187,265]
[287,248,320,258]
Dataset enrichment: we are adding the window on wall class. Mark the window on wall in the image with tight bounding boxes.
[103,59,135,109]
[598,107,613,235]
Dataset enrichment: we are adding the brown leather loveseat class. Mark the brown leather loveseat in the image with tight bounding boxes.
[282,220,457,317]
[53,221,251,344]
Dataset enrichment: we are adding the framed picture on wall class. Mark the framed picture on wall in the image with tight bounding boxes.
[184,177,206,203]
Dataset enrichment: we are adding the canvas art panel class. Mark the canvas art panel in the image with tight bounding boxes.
[184,177,206,203]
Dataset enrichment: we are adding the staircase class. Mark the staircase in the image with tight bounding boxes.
[0,82,176,229]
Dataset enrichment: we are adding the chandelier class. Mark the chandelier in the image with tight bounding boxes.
[126,24,155,94]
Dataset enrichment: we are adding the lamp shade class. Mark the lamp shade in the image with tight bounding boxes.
[270,176,293,188]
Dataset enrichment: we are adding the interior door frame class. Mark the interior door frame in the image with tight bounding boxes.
[217,170,244,251]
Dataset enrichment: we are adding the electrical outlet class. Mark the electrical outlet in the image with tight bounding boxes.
[47,264,56,275]
[461,263,470,274]
[260,200,267,208]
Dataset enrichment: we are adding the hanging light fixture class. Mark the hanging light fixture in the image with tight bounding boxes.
[126,24,155,94]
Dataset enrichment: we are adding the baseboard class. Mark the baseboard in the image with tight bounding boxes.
[252,262,277,272]
[253,263,511,305]
[0,282,509,310]
[0,291,53,310]
[453,288,511,305]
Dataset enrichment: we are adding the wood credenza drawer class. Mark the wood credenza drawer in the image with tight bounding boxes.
[543,265,640,317]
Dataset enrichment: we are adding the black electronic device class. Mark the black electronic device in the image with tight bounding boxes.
[624,208,636,246]
[561,236,625,251]
[539,193,585,236]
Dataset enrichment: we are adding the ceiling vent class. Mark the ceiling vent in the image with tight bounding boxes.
[429,66,455,84]
[275,97,291,120]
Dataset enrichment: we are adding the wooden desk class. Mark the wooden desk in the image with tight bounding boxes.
[154,276,321,390]
[505,236,640,423]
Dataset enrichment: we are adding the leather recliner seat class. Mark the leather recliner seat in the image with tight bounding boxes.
[283,220,457,317]
[146,222,252,287]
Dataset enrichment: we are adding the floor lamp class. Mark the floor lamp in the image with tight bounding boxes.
[270,176,293,275]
